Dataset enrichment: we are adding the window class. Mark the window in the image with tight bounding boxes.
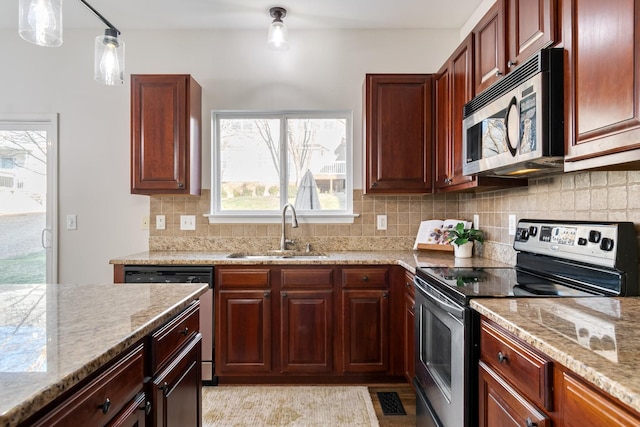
[209,111,354,223]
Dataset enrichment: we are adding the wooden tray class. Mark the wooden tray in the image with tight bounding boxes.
[416,243,454,252]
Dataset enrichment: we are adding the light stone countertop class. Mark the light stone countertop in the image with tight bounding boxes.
[471,297,640,414]
[109,249,513,273]
[0,282,208,427]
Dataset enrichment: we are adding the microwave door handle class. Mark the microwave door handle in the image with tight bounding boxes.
[504,96,519,157]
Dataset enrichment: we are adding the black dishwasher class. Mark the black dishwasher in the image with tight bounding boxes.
[124,265,216,385]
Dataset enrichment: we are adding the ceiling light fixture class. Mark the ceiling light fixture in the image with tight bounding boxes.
[267,6,289,51]
[18,0,125,86]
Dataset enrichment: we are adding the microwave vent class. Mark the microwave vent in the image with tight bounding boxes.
[464,48,563,117]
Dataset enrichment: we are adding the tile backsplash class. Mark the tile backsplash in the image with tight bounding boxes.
[148,170,640,266]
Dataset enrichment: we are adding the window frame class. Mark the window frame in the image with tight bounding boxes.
[208,110,355,224]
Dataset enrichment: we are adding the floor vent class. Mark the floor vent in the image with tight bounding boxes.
[376,391,407,416]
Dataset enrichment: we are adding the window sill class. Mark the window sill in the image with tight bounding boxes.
[205,213,358,224]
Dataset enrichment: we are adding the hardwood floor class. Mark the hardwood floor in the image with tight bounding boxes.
[368,383,417,426]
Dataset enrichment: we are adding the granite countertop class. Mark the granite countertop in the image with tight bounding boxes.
[109,250,512,273]
[0,282,208,427]
[471,297,640,414]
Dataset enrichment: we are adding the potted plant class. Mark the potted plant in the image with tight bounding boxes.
[446,222,484,258]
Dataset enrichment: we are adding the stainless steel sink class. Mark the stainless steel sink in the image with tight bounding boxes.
[226,252,329,260]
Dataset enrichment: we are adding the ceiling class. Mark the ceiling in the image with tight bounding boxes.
[1,0,484,31]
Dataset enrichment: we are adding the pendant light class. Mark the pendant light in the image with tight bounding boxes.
[18,0,63,47]
[17,0,125,85]
[267,7,289,51]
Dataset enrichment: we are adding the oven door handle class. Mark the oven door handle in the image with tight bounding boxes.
[415,278,464,319]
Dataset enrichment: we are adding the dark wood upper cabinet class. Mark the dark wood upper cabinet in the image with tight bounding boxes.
[473,0,506,94]
[363,74,434,194]
[131,74,202,195]
[562,0,640,171]
[474,0,557,94]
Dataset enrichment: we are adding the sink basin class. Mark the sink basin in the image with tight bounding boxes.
[226,252,329,260]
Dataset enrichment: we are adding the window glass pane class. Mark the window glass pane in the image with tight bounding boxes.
[287,118,347,210]
[219,118,281,211]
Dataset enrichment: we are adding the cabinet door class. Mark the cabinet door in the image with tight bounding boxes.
[507,0,556,70]
[478,362,550,427]
[563,0,640,171]
[131,74,201,195]
[342,289,389,373]
[364,74,434,194]
[561,372,640,427]
[151,335,202,427]
[280,289,334,373]
[216,290,272,374]
[402,274,415,382]
[474,0,506,94]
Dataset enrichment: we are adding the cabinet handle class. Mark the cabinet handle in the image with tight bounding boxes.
[98,397,111,414]
[525,417,537,427]
[497,351,508,364]
[508,60,517,68]
[362,276,369,282]
[145,400,152,415]
[160,382,169,395]
[410,304,415,313]
[405,281,411,288]
[179,327,189,336]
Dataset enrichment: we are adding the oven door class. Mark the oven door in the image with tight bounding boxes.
[414,275,468,427]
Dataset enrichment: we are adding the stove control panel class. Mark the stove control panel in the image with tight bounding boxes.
[513,219,637,269]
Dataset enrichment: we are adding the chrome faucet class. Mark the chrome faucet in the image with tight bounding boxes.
[280,203,299,251]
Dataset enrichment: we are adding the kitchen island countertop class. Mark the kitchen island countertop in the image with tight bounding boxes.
[471,297,640,414]
[0,282,208,427]
[109,249,512,273]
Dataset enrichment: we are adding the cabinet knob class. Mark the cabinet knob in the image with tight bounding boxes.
[282,292,288,298]
[508,60,517,68]
[371,182,378,187]
[98,397,111,414]
[160,382,169,395]
[383,292,389,298]
[497,351,508,364]
[178,183,184,188]
[362,276,369,282]
[444,178,452,184]
[525,417,537,427]
[179,327,189,336]
[264,291,270,298]
[144,400,152,415]
[495,70,503,77]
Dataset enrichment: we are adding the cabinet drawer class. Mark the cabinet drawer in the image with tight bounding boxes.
[149,301,199,373]
[218,268,270,288]
[480,320,552,410]
[33,344,145,427]
[281,268,334,288]
[342,267,388,288]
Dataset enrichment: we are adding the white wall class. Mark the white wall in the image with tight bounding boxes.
[0,28,458,284]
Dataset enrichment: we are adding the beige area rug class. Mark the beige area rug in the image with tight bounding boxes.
[202,385,380,427]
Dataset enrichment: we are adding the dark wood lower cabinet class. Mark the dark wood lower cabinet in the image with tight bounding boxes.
[150,335,202,427]
[106,393,147,427]
[478,361,550,427]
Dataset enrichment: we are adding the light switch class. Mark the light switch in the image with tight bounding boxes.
[180,215,196,230]
[156,215,166,230]
[66,214,77,230]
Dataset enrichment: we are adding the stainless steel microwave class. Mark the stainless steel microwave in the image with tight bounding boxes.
[462,48,564,178]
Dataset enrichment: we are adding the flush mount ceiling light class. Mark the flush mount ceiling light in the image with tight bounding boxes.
[267,6,289,51]
[18,0,125,86]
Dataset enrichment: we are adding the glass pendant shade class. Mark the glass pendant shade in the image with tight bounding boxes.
[267,21,289,51]
[94,29,125,85]
[19,0,63,47]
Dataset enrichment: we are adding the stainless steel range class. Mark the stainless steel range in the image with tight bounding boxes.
[413,219,639,427]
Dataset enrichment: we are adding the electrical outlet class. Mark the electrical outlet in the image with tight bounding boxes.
[141,216,150,230]
[508,214,517,236]
[377,215,387,230]
[180,215,196,230]
[66,214,77,230]
[473,214,480,230]
[156,215,166,230]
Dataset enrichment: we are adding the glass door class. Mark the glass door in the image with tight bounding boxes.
[0,114,58,284]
